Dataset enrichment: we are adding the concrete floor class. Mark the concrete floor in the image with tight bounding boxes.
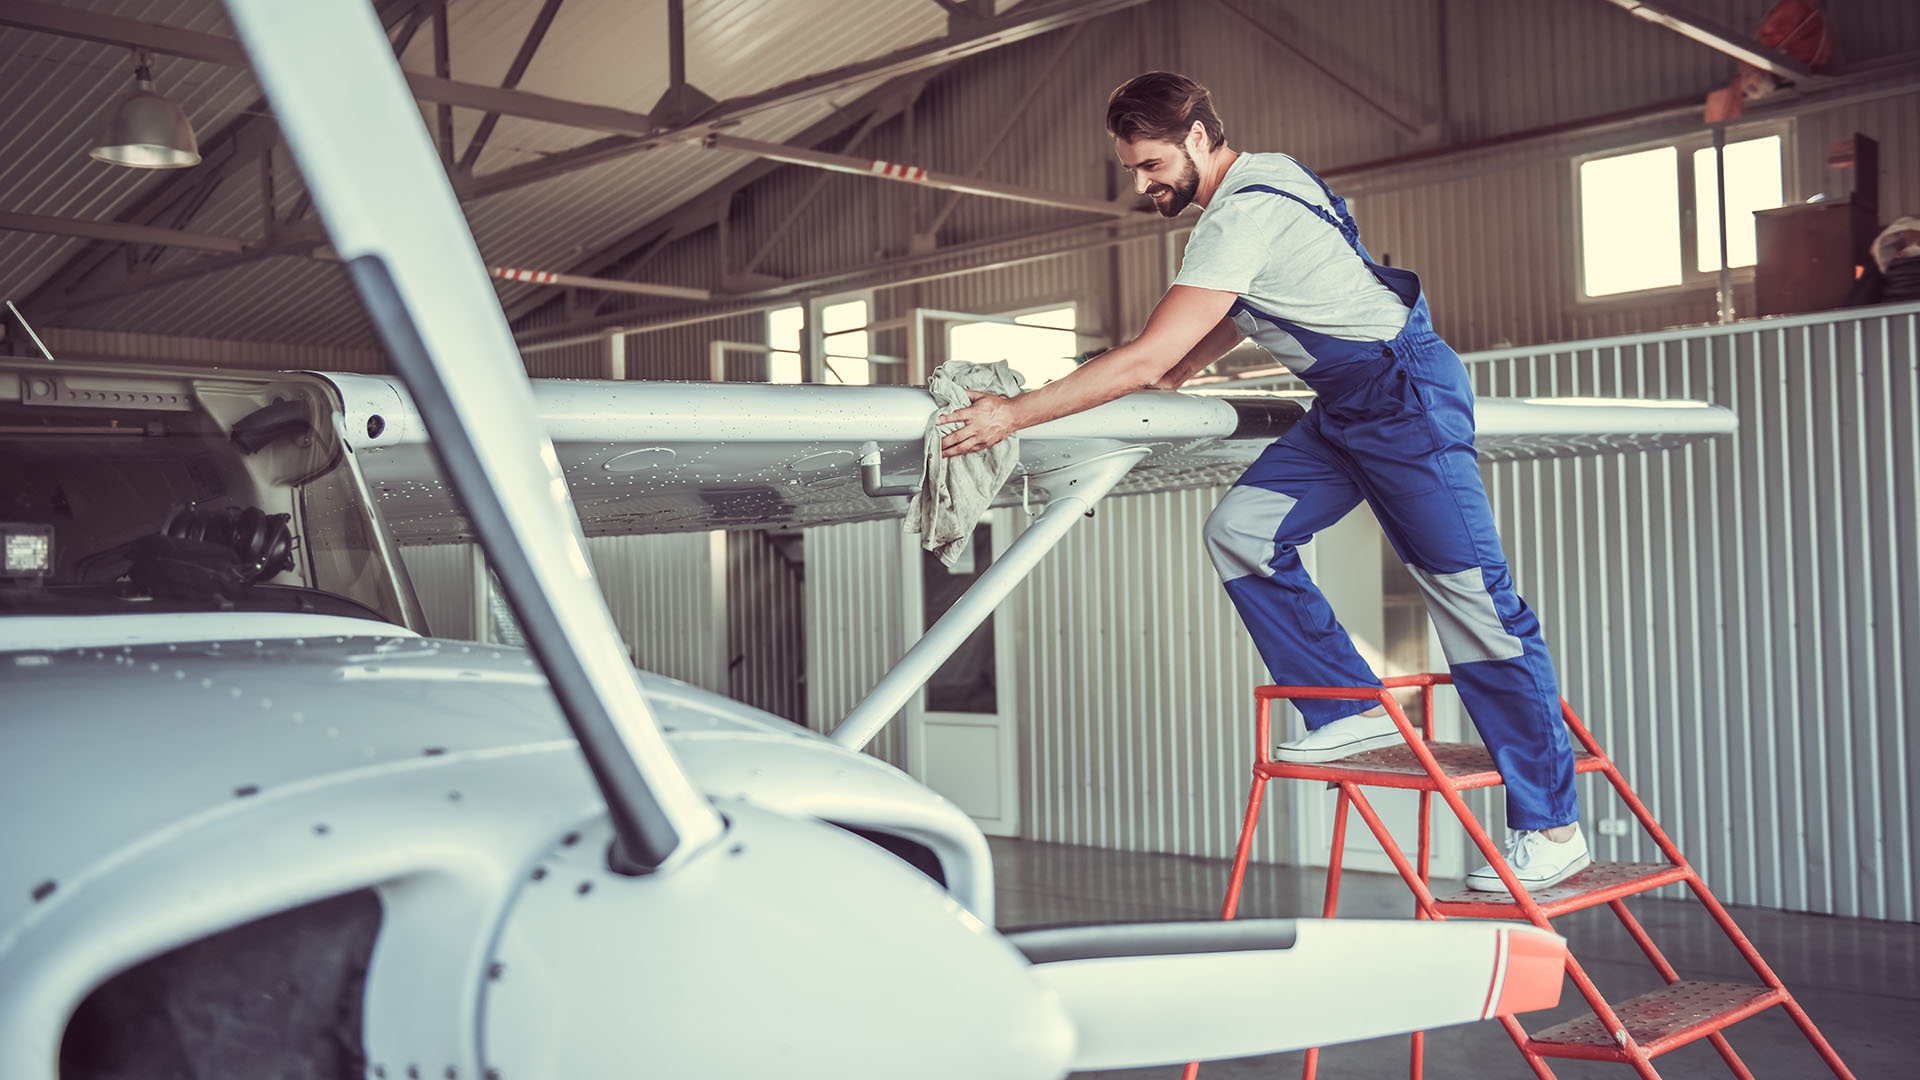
[989,837,1919,1080]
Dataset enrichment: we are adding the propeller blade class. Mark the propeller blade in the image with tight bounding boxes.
[1008,918,1564,1070]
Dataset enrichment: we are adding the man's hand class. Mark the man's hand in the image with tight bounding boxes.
[939,390,1019,458]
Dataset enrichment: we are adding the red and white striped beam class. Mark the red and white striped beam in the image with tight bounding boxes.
[701,133,1138,220]
[490,265,711,301]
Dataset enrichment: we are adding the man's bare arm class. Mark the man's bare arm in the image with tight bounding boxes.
[939,285,1238,457]
[1152,315,1242,390]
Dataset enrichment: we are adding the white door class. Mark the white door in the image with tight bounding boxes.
[903,513,1020,836]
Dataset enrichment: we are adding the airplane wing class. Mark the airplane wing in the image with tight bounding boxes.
[323,375,1735,545]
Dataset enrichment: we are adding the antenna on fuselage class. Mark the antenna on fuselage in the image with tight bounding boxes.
[4,301,56,361]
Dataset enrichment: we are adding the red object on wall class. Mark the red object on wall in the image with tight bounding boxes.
[1757,0,1833,69]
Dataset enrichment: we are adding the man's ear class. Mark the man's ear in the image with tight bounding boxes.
[1188,119,1210,155]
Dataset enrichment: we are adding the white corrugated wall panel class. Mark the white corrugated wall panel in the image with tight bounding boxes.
[397,543,477,641]
[400,534,730,699]
[796,300,1920,922]
[1010,485,1297,865]
[586,532,727,695]
[727,529,805,723]
[804,518,907,769]
[1470,303,1920,921]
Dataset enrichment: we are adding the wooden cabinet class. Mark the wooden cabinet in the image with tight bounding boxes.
[1753,201,1878,317]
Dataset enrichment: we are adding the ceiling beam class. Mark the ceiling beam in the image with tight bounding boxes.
[456,0,567,175]
[701,132,1139,219]
[742,111,889,276]
[39,240,327,318]
[3,0,1153,205]
[1207,0,1424,137]
[1600,0,1817,82]
[17,0,420,315]
[515,213,1180,348]
[0,210,256,254]
[921,22,1087,241]
[0,0,662,136]
[499,73,936,322]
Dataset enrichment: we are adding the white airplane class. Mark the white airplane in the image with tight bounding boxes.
[0,2,1738,1077]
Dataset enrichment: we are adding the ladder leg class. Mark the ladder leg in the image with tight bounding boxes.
[1705,1033,1758,1080]
[1220,771,1270,920]
[1410,790,1431,1080]
[1300,787,1352,1080]
[1342,784,1442,917]
[1771,995,1859,1080]
[1572,694,1859,1080]
[1609,898,1683,982]
[1188,770,1274,1080]
[1495,1014,1560,1079]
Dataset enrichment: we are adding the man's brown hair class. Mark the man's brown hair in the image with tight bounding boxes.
[1105,71,1227,150]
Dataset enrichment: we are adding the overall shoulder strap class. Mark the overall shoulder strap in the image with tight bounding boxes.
[1229,183,1361,255]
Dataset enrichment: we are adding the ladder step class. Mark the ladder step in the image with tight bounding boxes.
[1432,861,1692,919]
[1526,980,1784,1061]
[1261,741,1606,791]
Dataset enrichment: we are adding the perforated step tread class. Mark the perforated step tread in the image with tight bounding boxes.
[1432,861,1691,919]
[1527,980,1782,1060]
[1262,741,1605,791]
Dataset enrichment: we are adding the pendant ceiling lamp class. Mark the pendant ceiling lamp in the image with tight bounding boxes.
[90,50,200,169]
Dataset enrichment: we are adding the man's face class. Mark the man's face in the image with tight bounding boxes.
[1115,134,1200,218]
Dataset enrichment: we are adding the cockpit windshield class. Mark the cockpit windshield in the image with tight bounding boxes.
[0,361,415,627]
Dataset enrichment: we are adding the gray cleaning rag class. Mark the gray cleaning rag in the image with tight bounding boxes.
[908,359,1026,567]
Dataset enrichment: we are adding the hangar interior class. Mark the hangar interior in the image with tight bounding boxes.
[3,0,1920,1076]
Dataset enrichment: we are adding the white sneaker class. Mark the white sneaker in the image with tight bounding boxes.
[1466,826,1592,893]
[1273,712,1402,763]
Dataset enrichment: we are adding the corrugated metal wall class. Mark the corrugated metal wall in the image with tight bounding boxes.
[726,529,806,723]
[1468,301,1920,922]
[586,533,728,694]
[800,300,1920,921]
[396,534,727,695]
[804,518,907,769]
[397,543,476,640]
[1008,486,1293,864]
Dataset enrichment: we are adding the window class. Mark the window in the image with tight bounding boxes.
[1693,136,1784,272]
[1579,147,1684,296]
[765,294,873,384]
[946,305,1080,388]
[1577,130,1787,298]
[821,297,871,385]
[766,306,803,383]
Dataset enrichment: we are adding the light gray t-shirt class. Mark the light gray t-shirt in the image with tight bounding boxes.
[1172,152,1409,370]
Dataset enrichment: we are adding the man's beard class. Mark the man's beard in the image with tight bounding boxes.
[1146,147,1200,217]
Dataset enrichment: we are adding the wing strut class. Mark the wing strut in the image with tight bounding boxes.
[831,446,1149,752]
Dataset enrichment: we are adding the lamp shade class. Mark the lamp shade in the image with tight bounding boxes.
[90,77,200,168]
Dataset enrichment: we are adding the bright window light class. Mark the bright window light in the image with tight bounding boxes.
[822,298,871,385]
[1580,146,1683,296]
[948,306,1079,387]
[767,305,803,383]
[1693,135,1784,272]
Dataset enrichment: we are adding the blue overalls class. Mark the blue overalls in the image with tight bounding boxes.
[1201,169,1578,830]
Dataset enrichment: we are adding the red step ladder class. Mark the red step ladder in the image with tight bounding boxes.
[1184,674,1856,1080]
